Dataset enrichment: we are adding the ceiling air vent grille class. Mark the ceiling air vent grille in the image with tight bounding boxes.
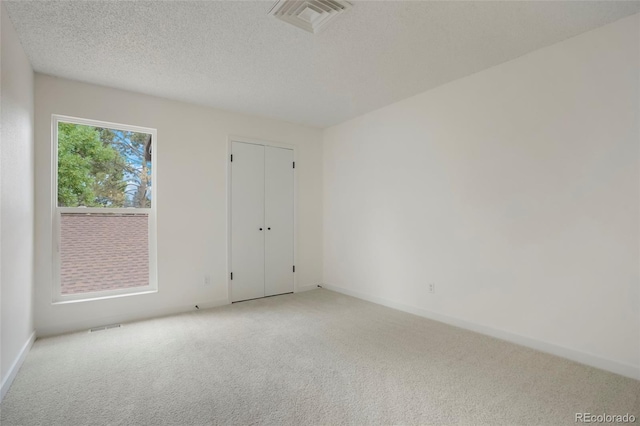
[269,0,352,34]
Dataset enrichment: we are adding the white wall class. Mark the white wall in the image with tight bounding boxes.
[1,2,35,397]
[34,75,323,336]
[323,14,640,378]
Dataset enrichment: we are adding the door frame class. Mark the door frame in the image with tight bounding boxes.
[227,135,298,304]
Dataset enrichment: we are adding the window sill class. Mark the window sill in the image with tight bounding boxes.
[52,289,158,305]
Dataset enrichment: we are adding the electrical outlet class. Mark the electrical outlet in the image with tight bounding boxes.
[204,275,211,286]
[429,283,435,294]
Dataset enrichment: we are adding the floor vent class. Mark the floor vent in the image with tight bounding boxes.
[268,0,352,34]
[89,324,122,332]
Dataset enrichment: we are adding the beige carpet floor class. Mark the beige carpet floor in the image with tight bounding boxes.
[1,289,638,425]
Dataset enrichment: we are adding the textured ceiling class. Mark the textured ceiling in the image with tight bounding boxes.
[5,1,640,128]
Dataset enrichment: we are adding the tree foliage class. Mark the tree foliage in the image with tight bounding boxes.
[57,123,152,208]
[58,123,119,207]
[99,128,152,208]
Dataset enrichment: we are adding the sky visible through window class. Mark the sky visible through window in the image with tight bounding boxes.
[57,122,152,208]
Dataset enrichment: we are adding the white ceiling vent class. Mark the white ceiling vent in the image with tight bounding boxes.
[269,0,352,34]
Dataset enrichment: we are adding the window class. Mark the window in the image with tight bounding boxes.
[53,115,157,302]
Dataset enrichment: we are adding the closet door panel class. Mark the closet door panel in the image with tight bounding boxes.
[264,146,294,297]
[231,142,265,302]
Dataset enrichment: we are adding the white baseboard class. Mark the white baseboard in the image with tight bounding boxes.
[1,331,36,401]
[296,284,319,293]
[37,299,230,337]
[322,284,640,380]
[194,299,231,311]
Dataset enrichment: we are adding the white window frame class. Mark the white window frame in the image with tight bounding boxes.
[51,114,158,303]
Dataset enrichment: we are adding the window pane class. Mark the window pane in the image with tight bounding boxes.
[60,213,149,295]
[57,122,152,208]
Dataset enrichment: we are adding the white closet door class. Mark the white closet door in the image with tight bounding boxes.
[231,142,265,302]
[264,146,294,297]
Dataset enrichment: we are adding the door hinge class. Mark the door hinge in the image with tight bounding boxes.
[230,272,233,280]
[293,161,295,169]
[293,265,295,273]
[230,154,233,162]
